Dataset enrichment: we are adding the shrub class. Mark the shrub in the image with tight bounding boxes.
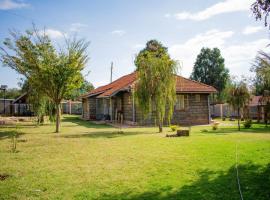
[212,122,219,130]
[170,125,178,132]
[244,119,252,128]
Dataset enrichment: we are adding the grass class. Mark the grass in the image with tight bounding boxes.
[0,115,270,200]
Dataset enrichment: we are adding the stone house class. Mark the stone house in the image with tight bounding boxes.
[81,72,217,125]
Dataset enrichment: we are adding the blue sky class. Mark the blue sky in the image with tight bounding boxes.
[0,0,269,88]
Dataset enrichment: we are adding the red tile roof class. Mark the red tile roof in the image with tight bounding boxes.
[82,71,217,98]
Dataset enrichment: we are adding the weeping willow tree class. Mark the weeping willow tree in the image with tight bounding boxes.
[135,40,178,132]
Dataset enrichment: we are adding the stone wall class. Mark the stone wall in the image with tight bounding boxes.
[171,94,210,125]
[82,92,210,126]
[82,98,89,119]
[89,97,96,120]
[123,92,210,126]
[122,92,133,122]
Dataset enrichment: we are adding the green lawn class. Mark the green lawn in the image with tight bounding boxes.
[0,116,270,200]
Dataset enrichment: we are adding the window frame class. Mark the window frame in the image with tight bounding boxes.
[175,94,185,111]
[195,94,201,102]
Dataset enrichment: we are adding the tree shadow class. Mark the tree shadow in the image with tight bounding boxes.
[75,163,270,200]
[201,125,270,135]
[61,129,156,139]
[62,116,112,129]
[0,129,24,140]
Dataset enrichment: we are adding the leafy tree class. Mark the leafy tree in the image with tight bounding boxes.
[253,50,270,92]
[0,27,89,133]
[135,40,178,132]
[227,81,250,131]
[251,0,270,28]
[253,50,270,125]
[21,79,55,124]
[190,47,229,102]
[66,79,94,100]
[0,88,21,99]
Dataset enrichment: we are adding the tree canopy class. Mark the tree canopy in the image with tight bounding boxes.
[0,88,21,99]
[66,79,94,100]
[0,27,89,132]
[135,40,178,132]
[227,81,250,131]
[251,0,270,28]
[190,47,229,102]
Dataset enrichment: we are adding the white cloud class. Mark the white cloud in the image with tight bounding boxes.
[70,23,88,32]
[0,0,29,10]
[39,29,66,39]
[169,29,268,77]
[242,26,263,35]
[164,13,171,18]
[111,30,126,36]
[173,0,252,21]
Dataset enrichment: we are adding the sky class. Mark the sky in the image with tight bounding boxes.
[0,0,269,89]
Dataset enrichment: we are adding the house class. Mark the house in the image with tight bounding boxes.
[81,72,217,126]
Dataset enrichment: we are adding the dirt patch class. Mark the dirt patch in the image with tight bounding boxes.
[0,174,11,181]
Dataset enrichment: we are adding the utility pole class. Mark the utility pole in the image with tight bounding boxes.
[110,62,113,83]
[109,62,113,121]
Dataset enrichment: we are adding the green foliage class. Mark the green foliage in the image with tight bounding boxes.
[135,40,178,132]
[252,50,270,95]
[244,119,252,129]
[66,79,94,100]
[190,47,229,102]
[0,88,21,99]
[169,125,178,132]
[0,26,89,132]
[251,0,270,28]
[227,80,250,131]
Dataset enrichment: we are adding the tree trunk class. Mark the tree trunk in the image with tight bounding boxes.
[158,120,163,133]
[56,103,61,133]
[237,107,240,131]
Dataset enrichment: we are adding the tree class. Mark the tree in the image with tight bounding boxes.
[66,79,94,100]
[21,79,55,124]
[135,40,178,132]
[0,27,89,133]
[253,50,270,125]
[251,0,270,28]
[190,47,229,102]
[227,81,250,131]
[0,88,21,99]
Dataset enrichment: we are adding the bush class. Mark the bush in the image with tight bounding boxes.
[170,125,178,132]
[212,122,219,130]
[244,119,252,129]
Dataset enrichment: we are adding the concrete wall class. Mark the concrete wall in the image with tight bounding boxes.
[82,92,211,126]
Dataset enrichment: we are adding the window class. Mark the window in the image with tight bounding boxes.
[176,95,185,110]
[195,94,200,102]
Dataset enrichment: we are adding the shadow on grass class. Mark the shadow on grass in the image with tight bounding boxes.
[62,116,112,129]
[201,124,270,135]
[75,163,270,200]
[0,129,24,140]
[61,129,155,139]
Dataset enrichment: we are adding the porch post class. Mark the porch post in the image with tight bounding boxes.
[103,98,106,118]
[208,95,211,124]
[109,97,112,121]
[132,90,135,123]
